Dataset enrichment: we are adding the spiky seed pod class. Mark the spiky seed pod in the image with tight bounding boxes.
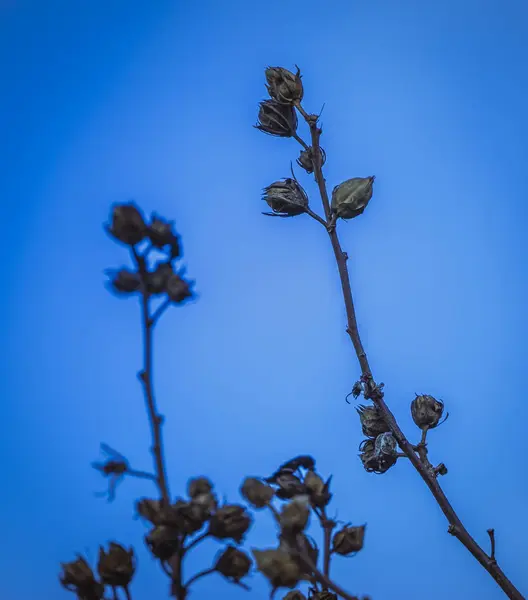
[265,66,304,104]
[411,394,446,429]
[262,178,309,217]
[356,404,390,438]
[256,99,298,137]
[332,524,366,555]
[296,146,326,174]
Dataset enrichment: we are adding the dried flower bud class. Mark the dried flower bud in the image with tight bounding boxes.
[166,273,193,303]
[275,472,307,499]
[106,268,141,294]
[158,499,206,534]
[97,542,135,587]
[60,556,98,590]
[190,491,218,521]
[188,477,213,498]
[279,496,310,533]
[279,455,316,472]
[256,99,298,137]
[332,524,366,555]
[209,504,252,543]
[283,591,307,600]
[263,178,309,217]
[304,471,332,508]
[411,394,445,430]
[296,146,326,174]
[136,498,163,524]
[145,525,180,560]
[215,545,252,582]
[107,203,147,245]
[356,404,390,438]
[359,438,397,474]
[240,477,275,508]
[93,458,127,477]
[147,263,173,295]
[253,548,303,589]
[331,176,375,220]
[265,66,304,104]
[375,432,397,457]
[148,216,180,258]
[351,381,363,399]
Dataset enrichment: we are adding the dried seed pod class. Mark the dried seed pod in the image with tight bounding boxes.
[265,66,304,104]
[279,496,311,533]
[189,491,218,522]
[374,432,397,457]
[331,176,375,220]
[166,273,193,303]
[256,99,298,137]
[59,556,99,590]
[279,455,316,472]
[208,504,252,543]
[106,268,141,294]
[263,178,309,217]
[296,146,326,174]
[356,404,390,438]
[187,477,213,498]
[252,548,303,590]
[359,438,397,474]
[411,394,445,430]
[240,477,275,509]
[148,215,180,258]
[107,203,147,245]
[332,524,366,555]
[304,471,332,508]
[136,498,163,524]
[97,542,135,587]
[147,263,173,295]
[275,472,308,499]
[145,525,180,560]
[215,545,252,582]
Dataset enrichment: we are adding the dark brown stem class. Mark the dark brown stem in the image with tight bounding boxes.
[185,567,215,589]
[316,507,334,581]
[111,587,118,600]
[124,586,132,600]
[293,132,310,150]
[132,248,171,507]
[183,531,210,555]
[488,529,497,562]
[296,105,525,600]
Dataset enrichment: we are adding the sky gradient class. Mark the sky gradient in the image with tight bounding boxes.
[2,1,527,599]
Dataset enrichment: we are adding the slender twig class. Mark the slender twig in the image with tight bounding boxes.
[316,507,334,581]
[305,206,328,227]
[183,531,210,555]
[124,586,132,600]
[111,587,118,600]
[488,529,497,562]
[132,248,171,507]
[149,297,171,327]
[293,103,524,600]
[184,567,215,588]
[293,132,310,150]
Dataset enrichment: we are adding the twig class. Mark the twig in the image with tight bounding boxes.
[294,103,525,600]
[184,567,215,588]
[488,529,497,562]
[132,248,171,507]
[183,531,210,555]
[124,586,132,600]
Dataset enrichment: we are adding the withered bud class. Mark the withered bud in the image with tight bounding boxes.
[359,438,397,474]
[331,176,375,220]
[265,66,304,104]
[106,268,141,294]
[136,498,163,524]
[107,203,147,245]
[252,548,303,590]
[283,591,307,600]
[240,477,275,508]
[256,99,298,137]
[93,458,127,477]
[263,178,308,217]
[214,545,252,582]
[60,556,98,590]
[148,216,180,258]
[304,471,332,508]
[97,542,135,587]
[279,455,316,472]
[351,381,363,399]
[275,473,307,500]
[208,504,252,543]
[147,262,173,295]
[188,476,213,498]
[296,146,326,174]
[279,496,310,533]
[356,404,390,438]
[159,499,205,534]
[332,524,366,555]
[374,432,397,457]
[145,525,180,560]
[166,273,193,304]
[411,394,445,430]
[190,491,218,521]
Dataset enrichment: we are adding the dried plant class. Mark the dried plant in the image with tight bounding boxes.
[254,65,524,600]
[59,202,367,600]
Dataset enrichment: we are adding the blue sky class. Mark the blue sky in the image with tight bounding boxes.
[1,1,527,599]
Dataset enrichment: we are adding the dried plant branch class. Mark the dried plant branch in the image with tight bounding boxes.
[132,246,171,506]
[291,95,524,600]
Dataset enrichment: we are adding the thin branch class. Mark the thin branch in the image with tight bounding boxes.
[296,103,524,600]
[316,508,335,581]
[488,529,497,562]
[132,247,171,507]
[124,586,132,600]
[293,132,310,150]
[185,567,215,589]
[184,531,210,555]
[149,297,171,327]
[305,207,328,227]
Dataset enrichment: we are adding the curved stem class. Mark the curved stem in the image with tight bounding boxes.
[297,104,525,600]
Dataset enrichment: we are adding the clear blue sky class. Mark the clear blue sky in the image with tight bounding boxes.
[1,1,527,599]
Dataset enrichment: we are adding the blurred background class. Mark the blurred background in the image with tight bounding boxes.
[1,1,527,598]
